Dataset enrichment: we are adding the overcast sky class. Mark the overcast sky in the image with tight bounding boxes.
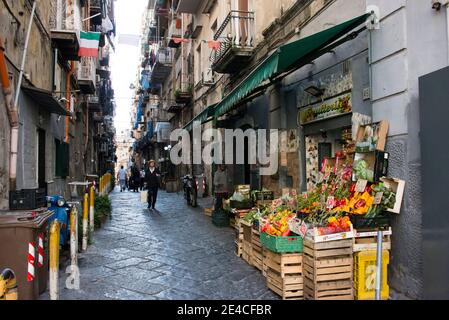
[111,0,148,136]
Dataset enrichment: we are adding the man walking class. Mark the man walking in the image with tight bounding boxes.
[145,160,161,211]
[117,166,127,192]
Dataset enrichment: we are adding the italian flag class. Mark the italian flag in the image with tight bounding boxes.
[78,31,101,57]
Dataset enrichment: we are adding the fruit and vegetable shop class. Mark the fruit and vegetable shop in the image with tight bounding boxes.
[207,117,405,300]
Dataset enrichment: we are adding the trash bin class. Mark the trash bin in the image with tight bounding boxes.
[0,209,54,300]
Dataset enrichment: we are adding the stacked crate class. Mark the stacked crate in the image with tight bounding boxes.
[241,221,253,265]
[303,238,354,300]
[234,218,244,257]
[251,227,263,271]
[264,250,304,300]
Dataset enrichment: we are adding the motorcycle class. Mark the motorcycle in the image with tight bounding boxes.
[181,175,198,207]
[46,195,71,248]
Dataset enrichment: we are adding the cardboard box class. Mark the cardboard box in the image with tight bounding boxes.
[305,224,354,243]
[352,151,389,182]
[355,121,389,152]
[380,177,405,214]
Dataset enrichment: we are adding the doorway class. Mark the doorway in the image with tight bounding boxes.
[37,129,46,189]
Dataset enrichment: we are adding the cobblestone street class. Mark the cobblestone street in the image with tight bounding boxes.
[41,189,278,300]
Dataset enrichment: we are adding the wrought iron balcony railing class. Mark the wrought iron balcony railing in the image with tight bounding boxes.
[211,10,255,72]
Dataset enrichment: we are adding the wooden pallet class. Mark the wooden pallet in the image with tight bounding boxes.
[303,238,354,300]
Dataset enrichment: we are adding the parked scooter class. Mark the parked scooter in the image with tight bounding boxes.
[181,175,198,207]
[46,195,71,248]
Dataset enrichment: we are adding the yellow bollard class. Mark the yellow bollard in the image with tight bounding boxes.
[70,206,78,267]
[89,186,95,234]
[99,177,103,196]
[82,193,89,251]
[49,220,60,300]
[0,269,18,300]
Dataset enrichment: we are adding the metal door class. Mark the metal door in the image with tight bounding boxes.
[419,66,449,299]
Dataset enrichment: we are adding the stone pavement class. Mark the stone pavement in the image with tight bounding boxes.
[41,189,279,300]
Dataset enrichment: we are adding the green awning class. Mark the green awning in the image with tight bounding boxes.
[214,13,371,119]
[184,104,217,131]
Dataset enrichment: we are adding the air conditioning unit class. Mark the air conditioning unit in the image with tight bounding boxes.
[202,68,215,85]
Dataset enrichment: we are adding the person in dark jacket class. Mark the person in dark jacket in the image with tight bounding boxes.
[145,160,161,211]
[131,165,140,193]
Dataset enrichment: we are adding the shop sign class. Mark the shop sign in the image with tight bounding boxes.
[299,93,352,125]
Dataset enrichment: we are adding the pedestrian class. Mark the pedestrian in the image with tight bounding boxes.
[214,165,230,211]
[140,167,146,191]
[117,166,127,192]
[131,165,140,193]
[145,159,161,211]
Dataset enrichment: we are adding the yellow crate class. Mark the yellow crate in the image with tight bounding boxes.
[354,250,389,300]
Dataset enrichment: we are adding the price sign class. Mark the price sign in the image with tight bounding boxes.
[288,218,302,235]
[355,179,368,193]
[326,196,335,209]
[374,192,384,205]
[299,220,308,238]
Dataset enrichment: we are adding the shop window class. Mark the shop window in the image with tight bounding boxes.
[55,139,69,178]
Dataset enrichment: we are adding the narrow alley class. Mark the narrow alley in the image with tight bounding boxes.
[41,190,278,300]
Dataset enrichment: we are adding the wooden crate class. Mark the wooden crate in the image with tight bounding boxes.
[235,240,243,257]
[303,238,354,300]
[242,220,253,242]
[251,229,263,271]
[353,235,391,252]
[242,239,253,265]
[353,228,392,252]
[204,207,213,217]
[264,250,303,300]
[264,250,303,278]
[266,269,303,300]
[262,249,268,277]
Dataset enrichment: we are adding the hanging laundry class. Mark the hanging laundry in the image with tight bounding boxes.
[208,41,221,51]
[172,37,189,44]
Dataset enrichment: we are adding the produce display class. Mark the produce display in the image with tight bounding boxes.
[260,208,297,237]
[353,159,374,181]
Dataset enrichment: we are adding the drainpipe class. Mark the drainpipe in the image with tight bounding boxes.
[65,61,75,143]
[0,38,15,125]
[9,0,38,191]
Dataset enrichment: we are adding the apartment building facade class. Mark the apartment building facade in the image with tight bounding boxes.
[132,0,449,298]
[0,0,116,208]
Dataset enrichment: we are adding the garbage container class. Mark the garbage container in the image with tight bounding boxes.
[0,209,54,300]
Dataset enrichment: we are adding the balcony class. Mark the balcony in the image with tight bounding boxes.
[90,0,103,26]
[174,82,193,104]
[150,48,174,84]
[77,57,97,94]
[168,18,183,48]
[177,0,202,13]
[87,95,101,112]
[50,1,81,61]
[93,111,104,122]
[211,10,255,74]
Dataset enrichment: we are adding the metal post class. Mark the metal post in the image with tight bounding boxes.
[89,186,95,234]
[82,193,89,251]
[375,230,383,300]
[49,220,60,300]
[70,206,78,267]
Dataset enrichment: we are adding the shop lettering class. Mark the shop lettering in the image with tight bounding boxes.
[170,121,279,175]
